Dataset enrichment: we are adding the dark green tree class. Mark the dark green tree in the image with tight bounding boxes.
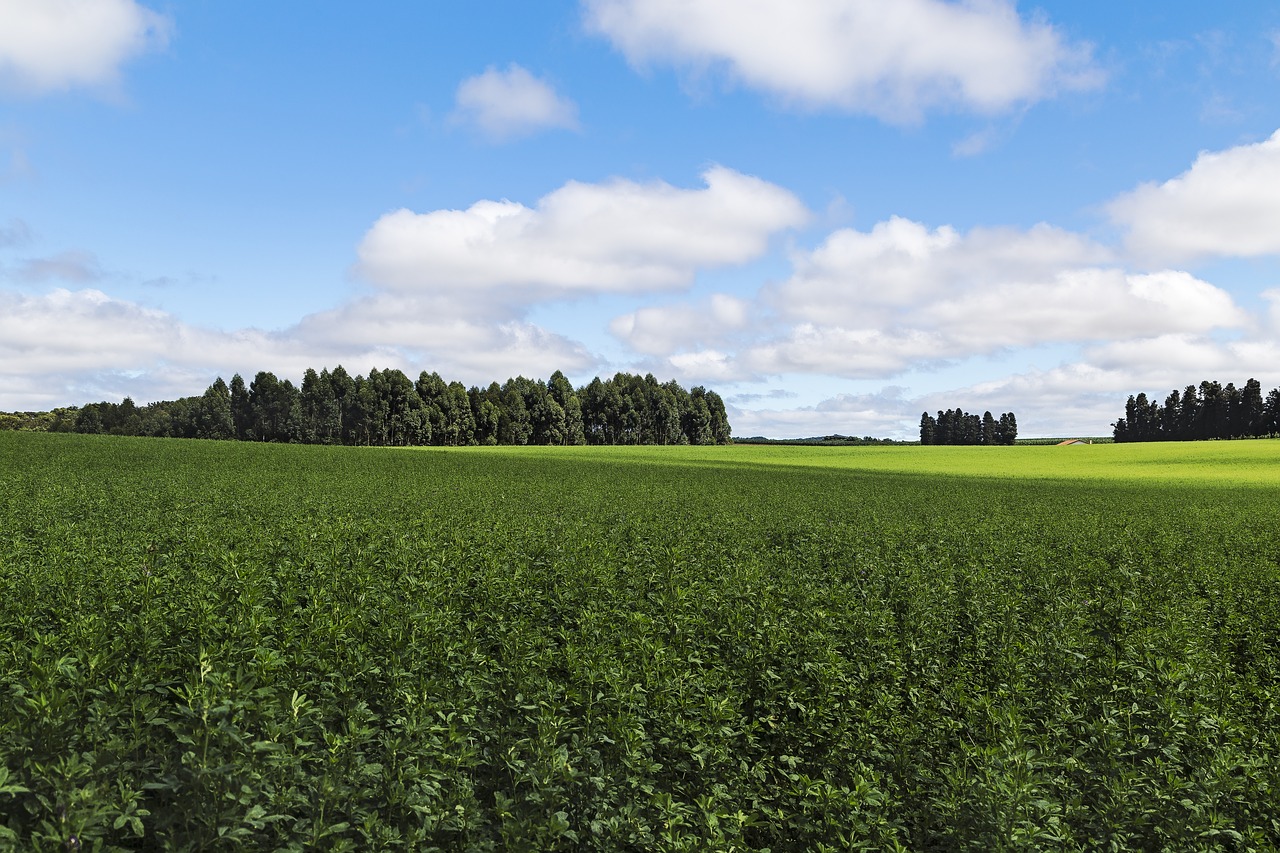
[981,411,996,445]
[1241,378,1265,437]
[229,374,251,441]
[919,412,936,445]
[197,377,234,440]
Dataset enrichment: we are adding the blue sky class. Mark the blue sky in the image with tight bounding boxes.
[2,0,1280,438]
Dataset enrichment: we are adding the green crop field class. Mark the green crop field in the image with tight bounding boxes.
[2,432,1278,851]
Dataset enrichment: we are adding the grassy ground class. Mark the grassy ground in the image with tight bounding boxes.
[458,437,1280,485]
[1,432,1277,850]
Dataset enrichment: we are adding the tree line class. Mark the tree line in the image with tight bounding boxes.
[48,368,733,446]
[919,409,1018,445]
[1112,378,1280,442]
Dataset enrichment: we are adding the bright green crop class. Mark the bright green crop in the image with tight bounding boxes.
[1,432,1277,850]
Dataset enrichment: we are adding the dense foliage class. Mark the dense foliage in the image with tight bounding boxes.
[0,408,78,433]
[918,409,1017,445]
[2,433,1277,850]
[1113,378,1280,442]
[46,368,731,446]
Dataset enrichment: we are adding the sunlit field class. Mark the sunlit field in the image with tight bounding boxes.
[2,432,1277,850]
[491,438,1280,486]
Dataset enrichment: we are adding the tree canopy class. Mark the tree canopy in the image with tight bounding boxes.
[44,368,733,447]
[919,409,1017,445]
[1113,378,1280,442]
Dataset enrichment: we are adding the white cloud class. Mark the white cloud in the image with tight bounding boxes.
[452,64,580,140]
[0,288,178,372]
[583,0,1101,122]
[602,211,1250,390]
[731,335,1280,440]
[0,0,170,96]
[290,294,595,384]
[693,218,1245,380]
[779,218,1113,325]
[729,387,916,439]
[357,166,808,297]
[0,286,599,411]
[4,167,804,409]
[609,293,751,355]
[944,340,1280,439]
[746,325,953,379]
[1108,129,1280,263]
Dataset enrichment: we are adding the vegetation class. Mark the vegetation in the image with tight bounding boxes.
[733,434,910,446]
[1,433,1278,850]
[7,368,731,447]
[919,409,1017,445]
[1113,377,1280,442]
[0,408,78,433]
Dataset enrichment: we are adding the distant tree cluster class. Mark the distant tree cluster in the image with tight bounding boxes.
[734,434,909,446]
[0,409,79,432]
[919,409,1017,445]
[61,368,732,447]
[1112,378,1280,442]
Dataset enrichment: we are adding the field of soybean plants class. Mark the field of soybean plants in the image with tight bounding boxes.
[2,431,1278,851]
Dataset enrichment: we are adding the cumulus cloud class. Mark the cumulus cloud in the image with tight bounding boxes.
[0,0,171,96]
[609,293,751,355]
[0,289,370,400]
[356,166,808,297]
[583,0,1101,121]
[1108,129,1280,263]
[779,218,1113,325]
[3,168,806,409]
[290,293,595,383]
[452,64,580,140]
[0,284,602,411]
[744,325,953,379]
[739,217,1246,378]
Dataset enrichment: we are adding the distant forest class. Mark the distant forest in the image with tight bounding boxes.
[4,368,733,447]
[1113,378,1280,442]
[919,409,1018,445]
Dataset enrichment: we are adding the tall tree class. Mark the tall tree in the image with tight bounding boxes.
[706,390,731,444]
[229,374,251,440]
[997,412,1017,445]
[919,412,937,445]
[1265,388,1280,437]
[197,377,234,440]
[300,368,339,444]
[548,370,585,446]
[981,411,996,445]
[1241,378,1265,437]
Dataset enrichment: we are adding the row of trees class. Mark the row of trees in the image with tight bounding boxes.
[919,409,1018,445]
[1112,378,1280,442]
[65,368,733,446]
